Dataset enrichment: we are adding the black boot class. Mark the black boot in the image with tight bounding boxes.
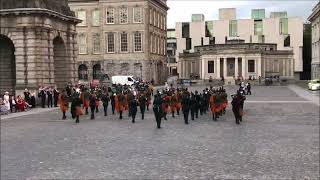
[76,116,79,123]
[85,108,88,115]
[62,112,66,120]
[120,111,123,119]
[172,112,175,117]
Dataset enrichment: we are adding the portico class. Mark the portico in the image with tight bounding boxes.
[179,43,294,80]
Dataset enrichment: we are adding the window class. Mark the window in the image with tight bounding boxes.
[229,20,237,37]
[248,60,255,73]
[93,64,101,80]
[254,20,263,35]
[251,9,265,19]
[186,38,192,50]
[201,37,203,46]
[149,9,152,25]
[160,14,162,29]
[133,7,142,23]
[134,32,142,52]
[92,10,100,26]
[279,18,288,35]
[208,61,214,73]
[120,7,128,24]
[106,33,115,53]
[78,64,88,80]
[182,22,190,38]
[150,34,153,53]
[77,10,86,26]
[153,11,156,26]
[106,8,114,24]
[284,34,290,47]
[120,33,128,52]
[78,33,87,54]
[205,21,213,37]
[93,33,100,54]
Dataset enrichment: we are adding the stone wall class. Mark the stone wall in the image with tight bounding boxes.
[0,9,79,95]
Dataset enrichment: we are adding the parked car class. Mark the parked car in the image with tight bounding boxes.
[308,79,320,91]
[111,76,137,86]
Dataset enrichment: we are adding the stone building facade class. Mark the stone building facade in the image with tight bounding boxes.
[308,2,320,80]
[179,42,294,81]
[0,0,80,95]
[69,0,169,84]
[174,8,303,80]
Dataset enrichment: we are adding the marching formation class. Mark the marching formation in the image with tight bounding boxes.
[57,82,247,128]
[58,83,154,124]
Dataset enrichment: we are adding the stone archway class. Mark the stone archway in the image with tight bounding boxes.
[0,35,16,95]
[78,64,88,81]
[92,64,101,80]
[53,36,68,89]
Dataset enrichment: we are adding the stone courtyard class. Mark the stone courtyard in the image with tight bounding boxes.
[1,85,319,179]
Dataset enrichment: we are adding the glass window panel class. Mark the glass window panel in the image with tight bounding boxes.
[133,7,142,23]
[106,8,114,24]
[78,33,87,54]
[205,21,213,37]
[120,8,128,24]
[93,33,100,54]
[77,11,86,26]
[254,20,263,35]
[134,32,142,52]
[120,33,128,52]
[182,22,190,38]
[92,10,100,26]
[229,20,237,37]
[106,33,115,53]
[279,18,288,35]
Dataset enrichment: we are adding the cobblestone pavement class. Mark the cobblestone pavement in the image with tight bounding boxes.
[1,86,319,179]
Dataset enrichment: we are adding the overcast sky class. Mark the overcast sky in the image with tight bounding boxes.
[167,0,318,28]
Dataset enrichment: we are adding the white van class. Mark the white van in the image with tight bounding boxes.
[111,76,136,86]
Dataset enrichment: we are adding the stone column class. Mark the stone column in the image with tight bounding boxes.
[223,58,227,78]
[242,57,246,79]
[235,57,238,78]
[216,57,220,79]
[257,56,262,77]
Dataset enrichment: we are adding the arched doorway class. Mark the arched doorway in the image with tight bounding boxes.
[78,64,88,81]
[0,35,15,95]
[93,64,101,80]
[53,36,68,89]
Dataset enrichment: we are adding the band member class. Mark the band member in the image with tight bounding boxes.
[139,92,147,120]
[181,91,191,124]
[110,93,116,115]
[190,92,197,120]
[209,91,217,121]
[80,88,90,115]
[89,93,97,119]
[170,93,177,117]
[58,90,68,119]
[53,87,59,107]
[153,91,163,128]
[47,87,53,108]
[38,87,46,108]
[71,92,82,123]
[115,91,125,119]
[129,97,138,123]
[101,92,110,116]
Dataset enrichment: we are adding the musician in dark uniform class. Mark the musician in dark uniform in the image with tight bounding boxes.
[129,97,139,123]
[139,91,147,120]
[89,93,97,119]
[153,91,163,129]
[101,92,110,116]
[181,91,191,124]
